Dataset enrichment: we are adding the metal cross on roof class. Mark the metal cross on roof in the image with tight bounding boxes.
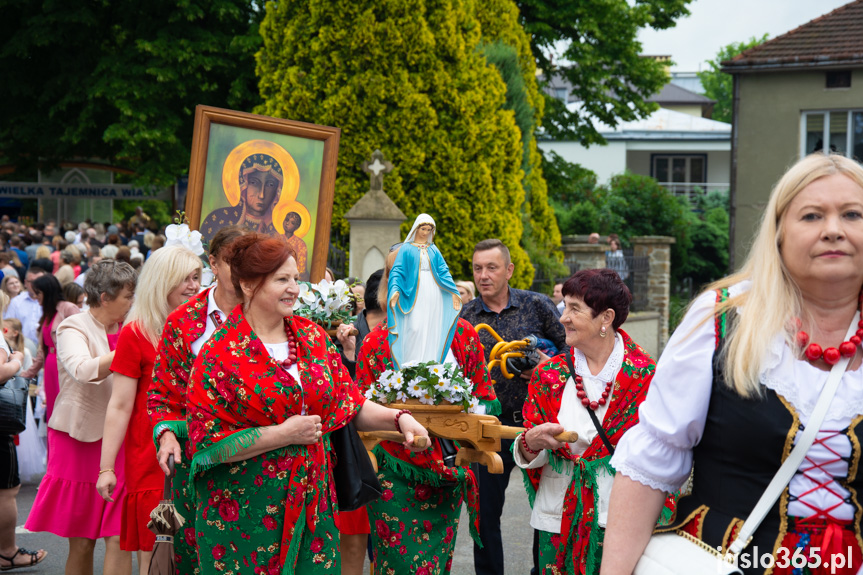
[361,149,393,193]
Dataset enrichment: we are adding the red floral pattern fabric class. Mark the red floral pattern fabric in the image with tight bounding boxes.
[186,308,364,572]
[521,329,675,574]
[146,287,211,574]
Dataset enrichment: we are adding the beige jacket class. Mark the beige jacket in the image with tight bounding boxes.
[50,311,117,442]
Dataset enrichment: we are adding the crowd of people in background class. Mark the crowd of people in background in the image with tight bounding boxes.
[2,152,863,575]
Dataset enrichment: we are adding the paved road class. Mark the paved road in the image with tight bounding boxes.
[16,468,533,574]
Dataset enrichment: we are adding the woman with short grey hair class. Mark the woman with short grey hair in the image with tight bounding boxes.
[25,259,138,575]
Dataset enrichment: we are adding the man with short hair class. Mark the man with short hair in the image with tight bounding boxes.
[6,267,46,344]
[461,239,566,575]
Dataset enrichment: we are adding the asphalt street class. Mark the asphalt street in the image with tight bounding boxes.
[15,467,533,574]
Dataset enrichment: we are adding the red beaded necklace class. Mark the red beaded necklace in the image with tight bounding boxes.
[574,374,612,411]
[276,319,298,370]
[795,318,863,365]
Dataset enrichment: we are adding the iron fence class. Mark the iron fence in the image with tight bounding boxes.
[610,249,649,312]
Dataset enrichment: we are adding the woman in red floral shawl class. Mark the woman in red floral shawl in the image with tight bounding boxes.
[355,250,499,575]
[186,234,430,575]
[515,270,675,575]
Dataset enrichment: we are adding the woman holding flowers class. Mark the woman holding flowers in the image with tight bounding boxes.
[186,233,429,575]
[147,224,246,574]
[356,247,499,575]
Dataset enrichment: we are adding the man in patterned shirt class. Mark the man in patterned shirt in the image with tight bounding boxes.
[461,238,566,575]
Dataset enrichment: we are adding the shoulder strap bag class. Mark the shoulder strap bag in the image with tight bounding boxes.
[634,312,858,575]
[564,347,614,455]
[330,421,383,512]
[0,376,30,436]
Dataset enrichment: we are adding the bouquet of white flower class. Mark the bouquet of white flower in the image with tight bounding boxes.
[364,361,481,413]
[292,279,355,328]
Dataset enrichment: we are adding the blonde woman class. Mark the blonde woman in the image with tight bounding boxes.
[602,154,863,575]
[96,246,201,574]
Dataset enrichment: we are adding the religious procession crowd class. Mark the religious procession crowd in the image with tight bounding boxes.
[2,153,863,575]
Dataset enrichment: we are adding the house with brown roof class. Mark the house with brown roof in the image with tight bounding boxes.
[540,78,731,204]
[722,0,863,267]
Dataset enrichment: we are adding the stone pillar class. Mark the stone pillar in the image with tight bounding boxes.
[631,236,675,349]
[560,236,607,272]
[344,150,406,281]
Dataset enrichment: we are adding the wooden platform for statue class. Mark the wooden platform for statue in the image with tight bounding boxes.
[359,400,576,474]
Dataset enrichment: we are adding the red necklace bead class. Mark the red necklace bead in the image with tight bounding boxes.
[574,375,612,411]
[276,320,298,370]
[797,322,861,365]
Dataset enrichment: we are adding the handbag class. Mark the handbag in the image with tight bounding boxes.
[330,421,383,512]
[634,314,859,575]
[0,376,30,436]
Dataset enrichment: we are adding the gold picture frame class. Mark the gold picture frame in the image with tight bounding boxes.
[185,105,340,282]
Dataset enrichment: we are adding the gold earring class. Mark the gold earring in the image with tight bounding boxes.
[600,326,607,338]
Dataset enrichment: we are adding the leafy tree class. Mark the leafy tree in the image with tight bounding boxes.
[697,34,769,123]
[542,150,597,206]
[475,1,566,282]
[0,0,264,187]
[257,0,540,286]
[517,0,693,144]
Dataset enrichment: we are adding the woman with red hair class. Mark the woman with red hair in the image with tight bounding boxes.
[185,233,430,574]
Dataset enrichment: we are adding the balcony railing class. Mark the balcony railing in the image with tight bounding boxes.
[657,182,729,206]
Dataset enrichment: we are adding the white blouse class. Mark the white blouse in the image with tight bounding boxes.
[260,341,301,388]
[611,282,862,521]
[514,334,624,532]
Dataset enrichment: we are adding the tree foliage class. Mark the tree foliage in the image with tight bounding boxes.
[697,34,769,123]
[517,0,693,144]
[258,0,551,287]
[475,0,565,282]
[0,0,264,187]
[676,190,729,287]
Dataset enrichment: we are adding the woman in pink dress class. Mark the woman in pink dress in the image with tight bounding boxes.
[21,274,80,421]
[96,246,202,574]
[25,259,138,575]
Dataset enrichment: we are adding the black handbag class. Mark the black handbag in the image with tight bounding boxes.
[330,421,382,512]
[0,377,30,436]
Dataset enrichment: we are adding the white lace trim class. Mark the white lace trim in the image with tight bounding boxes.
[615,461,681,494]
[573,333,623,382]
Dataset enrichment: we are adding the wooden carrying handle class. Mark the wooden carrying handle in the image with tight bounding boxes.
[491,425,578,443]
[363,431,430,448]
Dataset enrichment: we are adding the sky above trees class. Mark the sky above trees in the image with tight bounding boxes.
[639,0,850,71]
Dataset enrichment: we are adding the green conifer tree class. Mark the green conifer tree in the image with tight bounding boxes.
[256,0,540,286]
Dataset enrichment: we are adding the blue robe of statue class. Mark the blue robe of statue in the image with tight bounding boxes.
[387,241,461,370]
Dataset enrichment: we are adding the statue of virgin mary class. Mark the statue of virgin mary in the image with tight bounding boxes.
[387,214,461,370]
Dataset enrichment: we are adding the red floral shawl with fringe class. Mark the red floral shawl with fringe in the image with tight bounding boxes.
[186,308,364,571]
[521,329,676,574]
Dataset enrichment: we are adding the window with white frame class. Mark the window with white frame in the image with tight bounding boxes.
[801,110,863,161]
[651,155,706,185]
